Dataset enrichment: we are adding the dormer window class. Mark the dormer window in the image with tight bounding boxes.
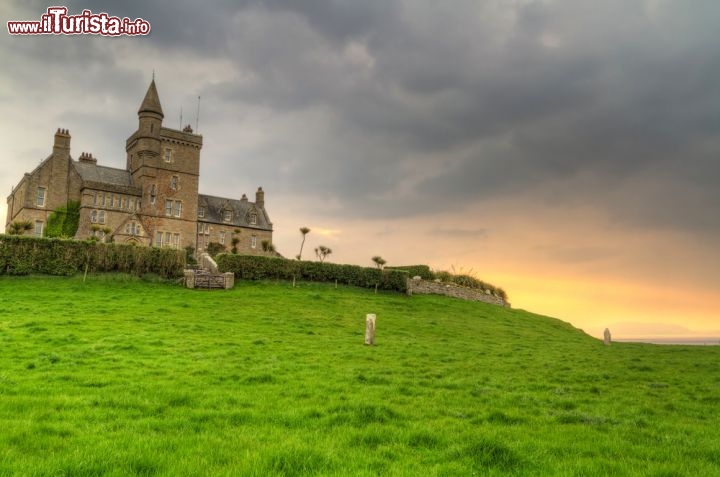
[250,213,257,225]
[223,210,232,222]
[198,207,205,218]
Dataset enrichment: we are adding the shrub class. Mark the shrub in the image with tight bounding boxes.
[387,265,434,280]
[206,242,225,258]
[45,201,80,238]
[216,254,409,292]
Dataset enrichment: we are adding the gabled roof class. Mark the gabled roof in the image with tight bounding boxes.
[138,79,164,118]
[198,193,272,231]
[73,161,142,195]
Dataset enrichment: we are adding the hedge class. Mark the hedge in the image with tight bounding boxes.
[387,264,434,280]
[216,254,409,292]
[0,234,185,278]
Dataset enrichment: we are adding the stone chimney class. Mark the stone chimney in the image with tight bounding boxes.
[240,193,248,203]
[79,152,97,164]
[255,187,264,207]
[53,128,71,156]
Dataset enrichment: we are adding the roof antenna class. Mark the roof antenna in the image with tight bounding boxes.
[195,95,201,132]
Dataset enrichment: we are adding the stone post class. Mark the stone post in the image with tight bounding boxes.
[603,328,611,346]
[223,272,234,289]
[365,314,376,345]
[184,269,196,289]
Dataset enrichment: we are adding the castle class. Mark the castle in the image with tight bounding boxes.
[5,80,273,256]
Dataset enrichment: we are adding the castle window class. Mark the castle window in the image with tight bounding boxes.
[251,236,257,249]
[198,207,205,218]
[250,213,257,225]
[122,197,128,209]
[223,210,232,222]
[93,193,98,206]
[130,198,135,210]
[173,233,180,248]
[34,221,43,237]
[219,231,225,245]
[98,210,106,224]
[90,210,98,223]
[164,200,182,217]
[150,184,157,205]
[164,148,172,163]
[126,222,140,235]
[155,232,162,247]
[170,176,178,190]
[114,195,121,208]
[36,187,46,207]
[104,194,110,207]
[164,232,171,246]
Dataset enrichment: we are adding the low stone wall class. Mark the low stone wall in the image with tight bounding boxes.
[407,277,509,307]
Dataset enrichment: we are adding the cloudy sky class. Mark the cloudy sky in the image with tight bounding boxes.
[2,0,718,339]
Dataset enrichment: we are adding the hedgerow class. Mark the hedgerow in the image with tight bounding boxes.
[216,254,409,292]
[387,265,434,280]
[0,234,184,278]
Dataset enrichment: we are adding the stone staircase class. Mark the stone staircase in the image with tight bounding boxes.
[184,253,234,290]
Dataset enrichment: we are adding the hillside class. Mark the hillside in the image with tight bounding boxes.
[0,275,718,476]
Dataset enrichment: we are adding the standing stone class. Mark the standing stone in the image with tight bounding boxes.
[603,328,612,346]
[365,314,376,345]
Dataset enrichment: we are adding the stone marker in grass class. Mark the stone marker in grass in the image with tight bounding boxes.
[365,314,376,345]
[604,328,611,346]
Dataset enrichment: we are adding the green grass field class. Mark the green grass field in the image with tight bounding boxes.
[0,275,718,476]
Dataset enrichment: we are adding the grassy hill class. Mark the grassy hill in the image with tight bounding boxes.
[0,275,718,476]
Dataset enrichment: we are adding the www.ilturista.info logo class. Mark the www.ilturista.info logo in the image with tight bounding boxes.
[7,7,150,36]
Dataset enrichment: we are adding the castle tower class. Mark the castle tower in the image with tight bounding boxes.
[125,79,203,250]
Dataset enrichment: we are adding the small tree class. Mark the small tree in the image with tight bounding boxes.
[8,220,32,235]
[297,227,311,260]
[261,239,276,254]
[371,256,386,269]
[314,245,332,263]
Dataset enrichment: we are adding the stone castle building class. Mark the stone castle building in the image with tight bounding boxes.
[5,80,273,255]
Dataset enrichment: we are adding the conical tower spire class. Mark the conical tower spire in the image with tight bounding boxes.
[138,79,164,118]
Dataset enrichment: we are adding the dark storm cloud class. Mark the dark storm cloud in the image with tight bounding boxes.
[5,1,720,235]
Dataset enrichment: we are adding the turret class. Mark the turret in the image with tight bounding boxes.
[134,79,164,157]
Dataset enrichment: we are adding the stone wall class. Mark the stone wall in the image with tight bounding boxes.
[407,277,509,307]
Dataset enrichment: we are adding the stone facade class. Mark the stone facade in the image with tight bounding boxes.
[5,81,273,256]
[407,277,510,307]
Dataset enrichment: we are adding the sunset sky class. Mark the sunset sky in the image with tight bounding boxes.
[2,1,718,340]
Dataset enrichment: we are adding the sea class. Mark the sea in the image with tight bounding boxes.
[614,337,720,346]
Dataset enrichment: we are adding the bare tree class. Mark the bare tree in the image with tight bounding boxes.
[314,245,332,263]
[297,227,310,260]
